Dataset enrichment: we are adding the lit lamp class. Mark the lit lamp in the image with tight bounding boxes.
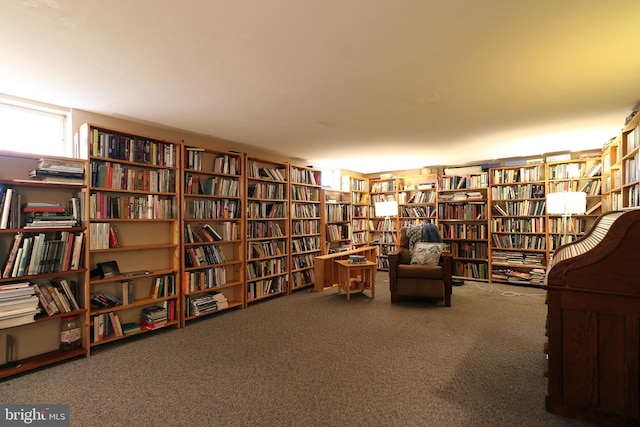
[546,191,587,244]
[375,201,398,231]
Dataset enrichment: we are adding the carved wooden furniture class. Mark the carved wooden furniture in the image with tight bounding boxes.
[313,246,377,291]
[544,209,640,426]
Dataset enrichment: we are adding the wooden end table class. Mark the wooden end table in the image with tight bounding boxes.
[335,260,376,300]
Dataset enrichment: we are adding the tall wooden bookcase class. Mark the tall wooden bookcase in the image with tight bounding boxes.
[289,165,322,291]
[322,189,352,254]
[182,146,245,323]
[245,157,289,302]
[0,152,88,378]
[620,112,640,209]
[83,124,181,350]
[398,174,438,229]
[488,164,547,287]
[545,155,602,259]
[369,177,401,270]
[341,175,370,248]
[437,173,489,281]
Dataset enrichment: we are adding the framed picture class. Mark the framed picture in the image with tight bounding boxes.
[97,261,121,279]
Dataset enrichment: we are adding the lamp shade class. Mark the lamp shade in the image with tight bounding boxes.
[546,191,587,215]
[375,201,398,217]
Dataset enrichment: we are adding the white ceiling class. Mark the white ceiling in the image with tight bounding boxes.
[1,0,640,173]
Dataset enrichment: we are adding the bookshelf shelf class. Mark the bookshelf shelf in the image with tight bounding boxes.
[182,145,244,322]
[341,175,370,248]
[369,177,402,270]
[246,157,290,303]
[488,164,547,287]
[437,172,489,282]
[83,123,181,345]
[289,165,322,291]
[0,151,89,378]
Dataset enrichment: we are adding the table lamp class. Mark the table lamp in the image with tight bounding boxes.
[546,191,587,244]
[375,200,398,231]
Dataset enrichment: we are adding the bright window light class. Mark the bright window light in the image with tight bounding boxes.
[0,98,70,157]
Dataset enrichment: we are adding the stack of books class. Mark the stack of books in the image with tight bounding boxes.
[140,305,167,330]
[28,158,85,185]
[0,282,41,328]
[348,254,366,264]
[188,291,228,317]
[23,202,79,228]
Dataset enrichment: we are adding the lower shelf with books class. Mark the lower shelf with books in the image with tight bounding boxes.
[182,279,244,325]
[88,271,179,349]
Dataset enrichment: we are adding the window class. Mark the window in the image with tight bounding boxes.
[0,96,71,157]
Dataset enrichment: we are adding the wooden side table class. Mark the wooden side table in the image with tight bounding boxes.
[334,260,376,300]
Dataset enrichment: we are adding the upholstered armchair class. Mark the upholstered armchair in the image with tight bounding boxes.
[388,225,453,306]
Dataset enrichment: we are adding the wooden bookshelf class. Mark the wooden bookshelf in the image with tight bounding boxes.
[437,172,489,282]
[341,175,370,248]
[398,174,438,229]
[488,164,547,287]
[83,124,181,349]
[621,112,640,210]
[369,177,402,270]
[322,189,352,254]
[245,157,290,303]
[181,146,244,323]
[0,151,88,378]
[545,155,602,259]
[289,165,322,291]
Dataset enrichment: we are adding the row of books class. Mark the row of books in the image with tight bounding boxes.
[291,236,320,252]
[185,244,227,268]
[33,278,80,316]
[184,173,240,197]
[247,221,283,239]
[248,163,287,181]
[2,231,84,278]
[291,269,314,287]
[91,161,176,193]
[246,258,287,280]
[184,198,240,220]
[247,276,288,299]
[90,129,177,168]
[248,241,285,259]
[183,267,228,293]
[89,223,122,250]
[184,223,223,244]
[291,219,320,235]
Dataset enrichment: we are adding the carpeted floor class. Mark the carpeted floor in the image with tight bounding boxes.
[0,274,590,426]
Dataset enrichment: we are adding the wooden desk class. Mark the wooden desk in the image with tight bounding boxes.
[335,260,376,300]
[313,246,377,291]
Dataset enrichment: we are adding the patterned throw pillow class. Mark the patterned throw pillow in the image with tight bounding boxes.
[410,242,445,265]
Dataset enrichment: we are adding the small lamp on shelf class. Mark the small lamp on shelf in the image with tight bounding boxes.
[375,201,398,232]
[547,191,587,244]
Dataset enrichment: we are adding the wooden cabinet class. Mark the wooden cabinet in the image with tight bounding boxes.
[245,157,289,302]
[322,189,351,254]
[84,124,181,347]
[289,165,322,291]
[341,175,370,248]
[488,164,547,286]
[545,209,640,425]
[182,146,244,323]
[0,152,88,378]
[437,173,489,282]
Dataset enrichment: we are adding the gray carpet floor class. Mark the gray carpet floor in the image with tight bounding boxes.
[0,274,591,427]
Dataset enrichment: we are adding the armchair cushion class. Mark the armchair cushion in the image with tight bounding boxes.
[410,242,445,265]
